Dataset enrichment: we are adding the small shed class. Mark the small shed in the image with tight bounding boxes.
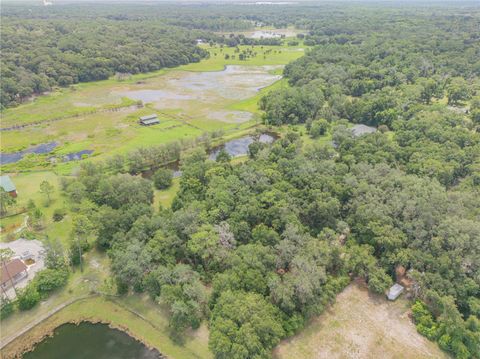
[387,283,404,301]
[139,114,160,126]
[0,175,17,197]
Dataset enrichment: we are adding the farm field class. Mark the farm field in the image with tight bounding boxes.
[273,283,448,359]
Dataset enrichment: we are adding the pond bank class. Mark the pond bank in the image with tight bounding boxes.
[1,295,212,359]
[22,322,166,359]
[1,297,163,359]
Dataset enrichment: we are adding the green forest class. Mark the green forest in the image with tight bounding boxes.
[1,2,479,359]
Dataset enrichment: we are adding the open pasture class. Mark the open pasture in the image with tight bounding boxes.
[1,44,304,170]
[1,44,304,128]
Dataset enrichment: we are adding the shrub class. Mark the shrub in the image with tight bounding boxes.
[309,119,329,138]
[17,284,41,310]
[152,168,173,190]
[412,301,439,340]
[34,268,69,294]
[0,300,15,319]
[367,267,392,294]
[52,208,66,222]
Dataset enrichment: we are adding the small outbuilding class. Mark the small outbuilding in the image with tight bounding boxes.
[0,175,17,197]
[139,114,160,126]
[387,283,404,301]
[351,124,377,138]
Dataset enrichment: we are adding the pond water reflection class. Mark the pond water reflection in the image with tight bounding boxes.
[23,322,163,359]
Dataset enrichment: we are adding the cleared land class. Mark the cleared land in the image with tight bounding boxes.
[273,282,447,359]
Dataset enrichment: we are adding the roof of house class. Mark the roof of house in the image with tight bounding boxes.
[1,259,27,285]
[351,124,377,137]
[0,175,16,192]
[139,114,158,121]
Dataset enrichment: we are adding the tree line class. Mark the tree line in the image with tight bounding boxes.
[1,15,209,108]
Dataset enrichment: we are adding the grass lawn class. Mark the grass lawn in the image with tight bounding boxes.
[154,178,181,209]
[0,171,73,244]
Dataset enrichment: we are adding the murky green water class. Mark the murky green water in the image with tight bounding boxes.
[23,322,162,359]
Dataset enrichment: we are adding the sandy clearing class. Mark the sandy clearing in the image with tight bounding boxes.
[273,282,448,359]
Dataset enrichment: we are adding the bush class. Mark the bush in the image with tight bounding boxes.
[17,285,41,310]
[1,300,15,319]
[52,208,66,222]
[152,168,173,190]
[309,119,329,138]
[367,267,392,294]
[34,268,69,294]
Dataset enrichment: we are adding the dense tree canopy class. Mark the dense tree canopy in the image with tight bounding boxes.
[0,11,208,107]
[21,2,479,358]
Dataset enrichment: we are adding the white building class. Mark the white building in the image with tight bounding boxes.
[387,283,404,301]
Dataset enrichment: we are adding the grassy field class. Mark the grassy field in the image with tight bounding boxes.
[154,178,181,209]
[1,44,305,128]
[0,171,72,243]
[1,42,305,175]
[273,282,446,359]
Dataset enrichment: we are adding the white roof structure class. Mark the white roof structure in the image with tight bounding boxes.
[139,114,160,126]
[387,283,404,301]
[351,124,377,137]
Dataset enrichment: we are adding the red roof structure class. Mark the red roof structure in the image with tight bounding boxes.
[1,259,27,286]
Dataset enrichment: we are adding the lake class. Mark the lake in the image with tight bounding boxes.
[23,322,163,359]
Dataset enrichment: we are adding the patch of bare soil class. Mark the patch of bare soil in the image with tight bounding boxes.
[273,282,448,359]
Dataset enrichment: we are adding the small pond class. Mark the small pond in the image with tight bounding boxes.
[1,144,94,165]
[0,142,58,165]
[150,133,277,178]
[23,322,163,359]
[60,150,94,162]
[208,133,275,160]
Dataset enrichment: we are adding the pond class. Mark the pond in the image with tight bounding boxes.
[118,65,282,104]
[248,29,299,39]
[0,142,58,165]
[1,145,94,165]
[116,65,282,123]
[154,133,277,178]
[23,322,163,359]
[208,133,276,160]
